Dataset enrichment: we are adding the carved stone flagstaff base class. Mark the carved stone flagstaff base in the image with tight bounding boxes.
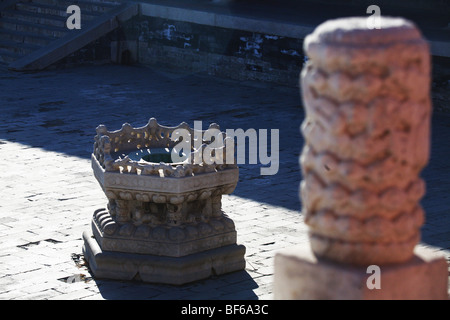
[274,242,448,300]
[83,118,245,284]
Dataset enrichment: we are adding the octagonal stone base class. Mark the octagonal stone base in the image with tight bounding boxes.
[91,208,239,257]
[83,229,246,285]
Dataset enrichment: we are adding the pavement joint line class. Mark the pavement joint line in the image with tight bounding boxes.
[0,62,448,299]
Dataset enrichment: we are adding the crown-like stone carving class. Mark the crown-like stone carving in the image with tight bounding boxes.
[93,117,236,177]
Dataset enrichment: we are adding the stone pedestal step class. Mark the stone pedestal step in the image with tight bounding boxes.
[30,0,122,14]
[0,38,40,55]
[1,9,74,28]
[0,16,68,38]
[83,229,246,285]
[15,1,104,18]
[0,47,20,63]
[274,243,449,300]
[0,28,55,46]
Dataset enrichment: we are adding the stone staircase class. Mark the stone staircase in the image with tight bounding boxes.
[0,0,138,70]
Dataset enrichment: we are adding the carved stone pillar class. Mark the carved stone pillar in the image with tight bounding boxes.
[83,118,245,285]
[300,17,431,266]
[274,17,448,299]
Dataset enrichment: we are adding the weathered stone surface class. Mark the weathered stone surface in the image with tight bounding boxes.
[122,15,305,87]
[91,207,238,257]
[0,59,448,300]
[274,16,449,300]
[274,243,448,300]
[84,118,245,284]
[300,17,432,265]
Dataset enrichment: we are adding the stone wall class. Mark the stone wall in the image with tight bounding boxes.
[45,3,448,112]
[121,16,305,87]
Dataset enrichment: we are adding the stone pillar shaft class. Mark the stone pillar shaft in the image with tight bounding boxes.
[300,17,431,265]
[274,17,448,300]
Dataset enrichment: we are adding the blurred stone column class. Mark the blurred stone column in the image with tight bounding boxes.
[274,17,448,299]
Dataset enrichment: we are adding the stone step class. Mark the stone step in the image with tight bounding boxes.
[0,48,22,63]
[1,9,70,28]
[8,2,139,70]
[33,0,122,5]
[0,17,68,38]
[0,0,128,67]
[14,2,102,19]
[0,38,41,56]
[30,0,122,14]
[0,28,55,46]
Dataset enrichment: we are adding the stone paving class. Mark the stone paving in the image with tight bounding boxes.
[0,63,449,300]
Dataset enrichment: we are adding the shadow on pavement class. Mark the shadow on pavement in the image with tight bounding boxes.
[90,270,259,300]
[0,64,449,249]
[0,64,303,212]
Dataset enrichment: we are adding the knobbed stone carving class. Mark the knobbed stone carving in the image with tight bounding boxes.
[300,17,431,265]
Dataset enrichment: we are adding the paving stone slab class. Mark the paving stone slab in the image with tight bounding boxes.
[0,63,448,299]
